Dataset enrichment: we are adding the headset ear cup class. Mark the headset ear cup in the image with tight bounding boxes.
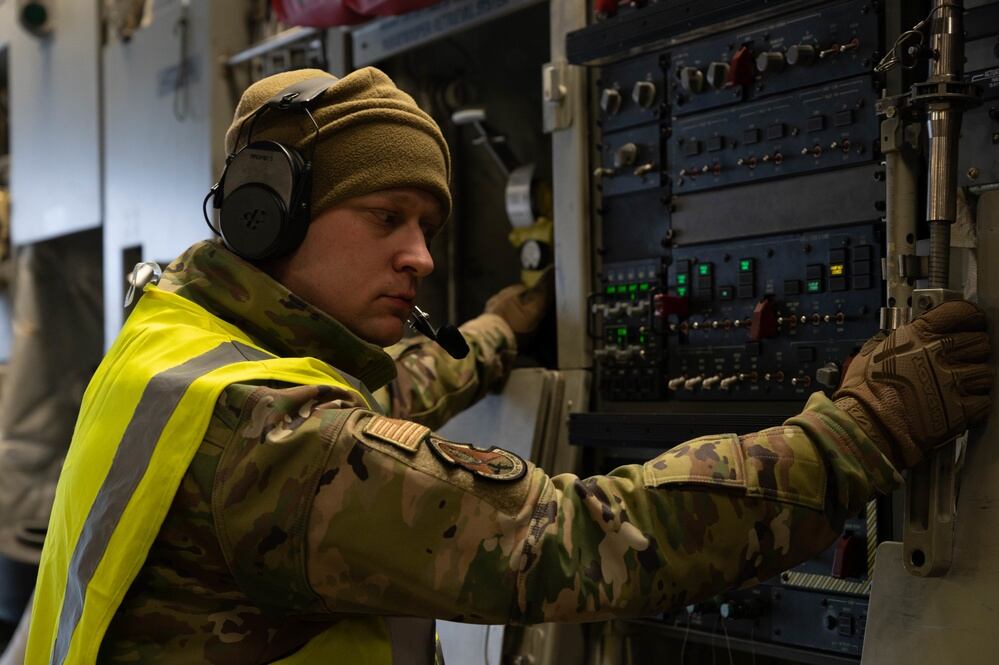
[219,184,289,260]
[281,152,311,255]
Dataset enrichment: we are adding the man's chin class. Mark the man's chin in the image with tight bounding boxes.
[356,317,407,347]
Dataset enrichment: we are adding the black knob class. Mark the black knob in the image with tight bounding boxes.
[755,51,786,73]
[787,44,817,66]
[705,61,730,89]
[600,87,623,115]
[680,67,705,94]
[631,80,657,108]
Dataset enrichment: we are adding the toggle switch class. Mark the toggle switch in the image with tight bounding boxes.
[749,297,779,341]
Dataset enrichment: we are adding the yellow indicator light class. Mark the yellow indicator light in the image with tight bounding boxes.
[830,264,845,276]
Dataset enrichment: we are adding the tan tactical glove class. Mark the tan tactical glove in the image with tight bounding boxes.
[484,267,555,337]
[834,300,993,470]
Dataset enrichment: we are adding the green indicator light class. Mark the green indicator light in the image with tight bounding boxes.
[617,327,628,336]
[740,259,752,272]
[628,284,638,293]
[677,286,688,297]
[640,334,647,345]
[606,285,615,294]
[698,264,710,276]
[640,282,650,292]
[721,287,732,297]
[807,280,821,293]
[677,274,688,285]
[615,285,626,294]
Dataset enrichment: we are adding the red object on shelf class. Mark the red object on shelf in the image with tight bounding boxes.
[350,0,443,15]
[272,0,444,28]
[595,0,619,17]
[272,0,366,27]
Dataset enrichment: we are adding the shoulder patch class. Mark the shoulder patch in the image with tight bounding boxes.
[428,436,527,482]
[363,416,430,454]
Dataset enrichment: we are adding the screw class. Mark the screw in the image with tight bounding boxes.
[886,106,897,118]
[968,167,980,180]
[918,295,932,312]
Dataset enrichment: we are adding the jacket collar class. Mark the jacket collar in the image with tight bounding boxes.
[157,240,397,391]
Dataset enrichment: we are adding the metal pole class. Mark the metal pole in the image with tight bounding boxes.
[924,1,965,288]
[903,0,982,577]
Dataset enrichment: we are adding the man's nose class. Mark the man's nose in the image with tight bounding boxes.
[395,224,435,278]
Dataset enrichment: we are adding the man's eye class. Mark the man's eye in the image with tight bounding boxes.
[370,209,398,225]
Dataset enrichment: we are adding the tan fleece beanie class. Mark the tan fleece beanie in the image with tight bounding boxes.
[225,67,452,220]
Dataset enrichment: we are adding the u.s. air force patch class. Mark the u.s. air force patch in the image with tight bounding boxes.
[428,436,527,482]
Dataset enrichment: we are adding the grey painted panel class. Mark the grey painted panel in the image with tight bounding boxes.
[7,0,102,245]
[671,164,886,246]
[101,0,249,344]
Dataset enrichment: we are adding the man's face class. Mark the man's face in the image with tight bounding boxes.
[268,188,443,346]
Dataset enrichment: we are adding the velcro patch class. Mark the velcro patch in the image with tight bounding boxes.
[363,416,430,454]
[429,437,527,482]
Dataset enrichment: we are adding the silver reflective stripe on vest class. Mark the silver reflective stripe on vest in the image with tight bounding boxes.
[337,368,384,415]
[51,341,272,665]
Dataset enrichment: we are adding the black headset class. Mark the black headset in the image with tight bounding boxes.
[204,76,335,261]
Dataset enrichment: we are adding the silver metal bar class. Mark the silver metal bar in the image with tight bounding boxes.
[550,0,591,372]
[924,0,966,288]
[903,0,970,578]
[226,27,320,67]
[881,112,918,315]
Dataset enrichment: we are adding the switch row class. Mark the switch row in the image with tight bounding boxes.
[600,80,659,115]
[677,39,863,96]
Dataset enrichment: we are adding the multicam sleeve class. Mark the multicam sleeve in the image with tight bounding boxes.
[302,392,901,623]
[373,313,517,429]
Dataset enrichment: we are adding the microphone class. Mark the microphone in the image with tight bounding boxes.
[408,305,470,359]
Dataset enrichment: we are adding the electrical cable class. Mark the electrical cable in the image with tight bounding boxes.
[711,615,719,665]
[203,187,218,236]
[720,618,735,665]
[679,617,691,665]
[875,2,962,73]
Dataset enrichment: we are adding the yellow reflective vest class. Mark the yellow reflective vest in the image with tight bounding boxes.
[27,286,433,664]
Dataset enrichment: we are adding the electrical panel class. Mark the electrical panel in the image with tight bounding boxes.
[587,0,886,408]
[570,0,902,661]
[958,0,999,187]
[665,224,883,401]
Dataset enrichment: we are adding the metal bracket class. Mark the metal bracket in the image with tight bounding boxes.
[903,287,964,577]
[542,61,575,133]
[898,254,929,279]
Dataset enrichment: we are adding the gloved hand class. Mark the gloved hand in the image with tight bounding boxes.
[834,300,993,470]
[484,267,555,338]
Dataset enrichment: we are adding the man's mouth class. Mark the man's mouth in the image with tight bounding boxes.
[380,293,417,314]
[384,292,416,304]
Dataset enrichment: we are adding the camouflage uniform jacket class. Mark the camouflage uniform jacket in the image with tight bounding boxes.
[98,240,901,663]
